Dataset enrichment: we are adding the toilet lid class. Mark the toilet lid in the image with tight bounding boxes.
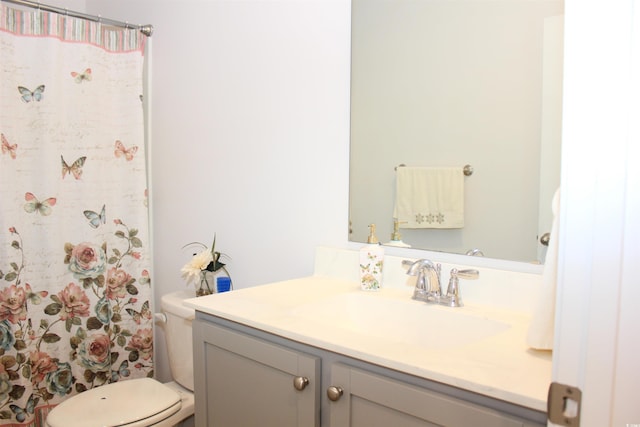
[46,378,181,427]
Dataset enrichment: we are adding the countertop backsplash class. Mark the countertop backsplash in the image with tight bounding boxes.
[313,246,543,314]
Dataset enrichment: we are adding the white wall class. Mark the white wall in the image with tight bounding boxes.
[81,0,352,382]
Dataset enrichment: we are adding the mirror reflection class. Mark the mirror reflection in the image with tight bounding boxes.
[349,0,564,264]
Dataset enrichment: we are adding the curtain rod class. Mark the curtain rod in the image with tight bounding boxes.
[1,0,153,36]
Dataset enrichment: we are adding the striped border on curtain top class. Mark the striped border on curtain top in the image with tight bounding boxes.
[0,4,146,52]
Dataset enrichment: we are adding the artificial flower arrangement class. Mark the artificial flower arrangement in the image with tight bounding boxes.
[180,235,232,296]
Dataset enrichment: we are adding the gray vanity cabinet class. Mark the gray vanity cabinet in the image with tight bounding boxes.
[192,319,321,427]
[193,315,546,427]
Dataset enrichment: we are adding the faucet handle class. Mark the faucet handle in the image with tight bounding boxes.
[445,268,479,307]
[456,269,479,280]
[401,259,415,268]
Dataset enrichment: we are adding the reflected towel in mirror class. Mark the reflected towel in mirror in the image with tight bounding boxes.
[393,166,464,229]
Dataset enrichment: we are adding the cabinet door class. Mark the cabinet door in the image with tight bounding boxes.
[193,320,320,427]
[328,364,529,427]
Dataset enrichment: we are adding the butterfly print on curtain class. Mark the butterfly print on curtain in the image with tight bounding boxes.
[83,205,106,229]
[1,134,17,159]
[70,68,92,83]
[23,192,57,216]
[17,85,45,103]
[61,156,86,180]
[114,141,138,161]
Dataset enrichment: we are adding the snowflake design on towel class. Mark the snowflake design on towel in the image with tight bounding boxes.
[415,213,446,224]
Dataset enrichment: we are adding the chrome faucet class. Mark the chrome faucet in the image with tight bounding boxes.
[402,259,442,302]
[403,259,479,307]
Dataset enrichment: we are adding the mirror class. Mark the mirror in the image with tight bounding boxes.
[349,0,564,264]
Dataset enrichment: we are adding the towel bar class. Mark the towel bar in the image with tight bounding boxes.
[394,164,474,176]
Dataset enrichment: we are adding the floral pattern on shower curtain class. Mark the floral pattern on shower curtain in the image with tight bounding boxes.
[0,5,152,426]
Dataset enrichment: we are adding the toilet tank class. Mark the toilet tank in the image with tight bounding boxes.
[160,290,195,391]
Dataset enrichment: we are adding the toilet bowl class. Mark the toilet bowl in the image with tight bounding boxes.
[45,290,196,427]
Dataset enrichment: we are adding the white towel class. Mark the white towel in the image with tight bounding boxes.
[526,187,560,351]
[393,167,464,229]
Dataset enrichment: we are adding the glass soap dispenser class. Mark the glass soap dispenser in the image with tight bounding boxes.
[359,224,384,291]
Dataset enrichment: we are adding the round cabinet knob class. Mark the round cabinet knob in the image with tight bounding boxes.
[293,376,309,391]
[327,386,344,401]
[540,232,551,246]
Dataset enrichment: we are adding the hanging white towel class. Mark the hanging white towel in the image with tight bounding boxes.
[393,167,464,229]
[526,187,560,351]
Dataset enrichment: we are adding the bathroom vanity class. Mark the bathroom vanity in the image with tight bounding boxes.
[187,250,551,427]
[192,313,545,426]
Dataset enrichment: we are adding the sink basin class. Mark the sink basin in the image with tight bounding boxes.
[290,292,510,349]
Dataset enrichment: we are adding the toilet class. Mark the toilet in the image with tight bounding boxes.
[45,290,196,427]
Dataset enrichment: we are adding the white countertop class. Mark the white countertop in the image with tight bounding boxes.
[185,275,552,412]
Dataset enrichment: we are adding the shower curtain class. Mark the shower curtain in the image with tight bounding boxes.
[0,5,152,426]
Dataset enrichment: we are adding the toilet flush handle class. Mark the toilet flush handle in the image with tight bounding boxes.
[154,313,167,324]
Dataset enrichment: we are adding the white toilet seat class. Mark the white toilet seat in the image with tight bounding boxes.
[45,378,181,427]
